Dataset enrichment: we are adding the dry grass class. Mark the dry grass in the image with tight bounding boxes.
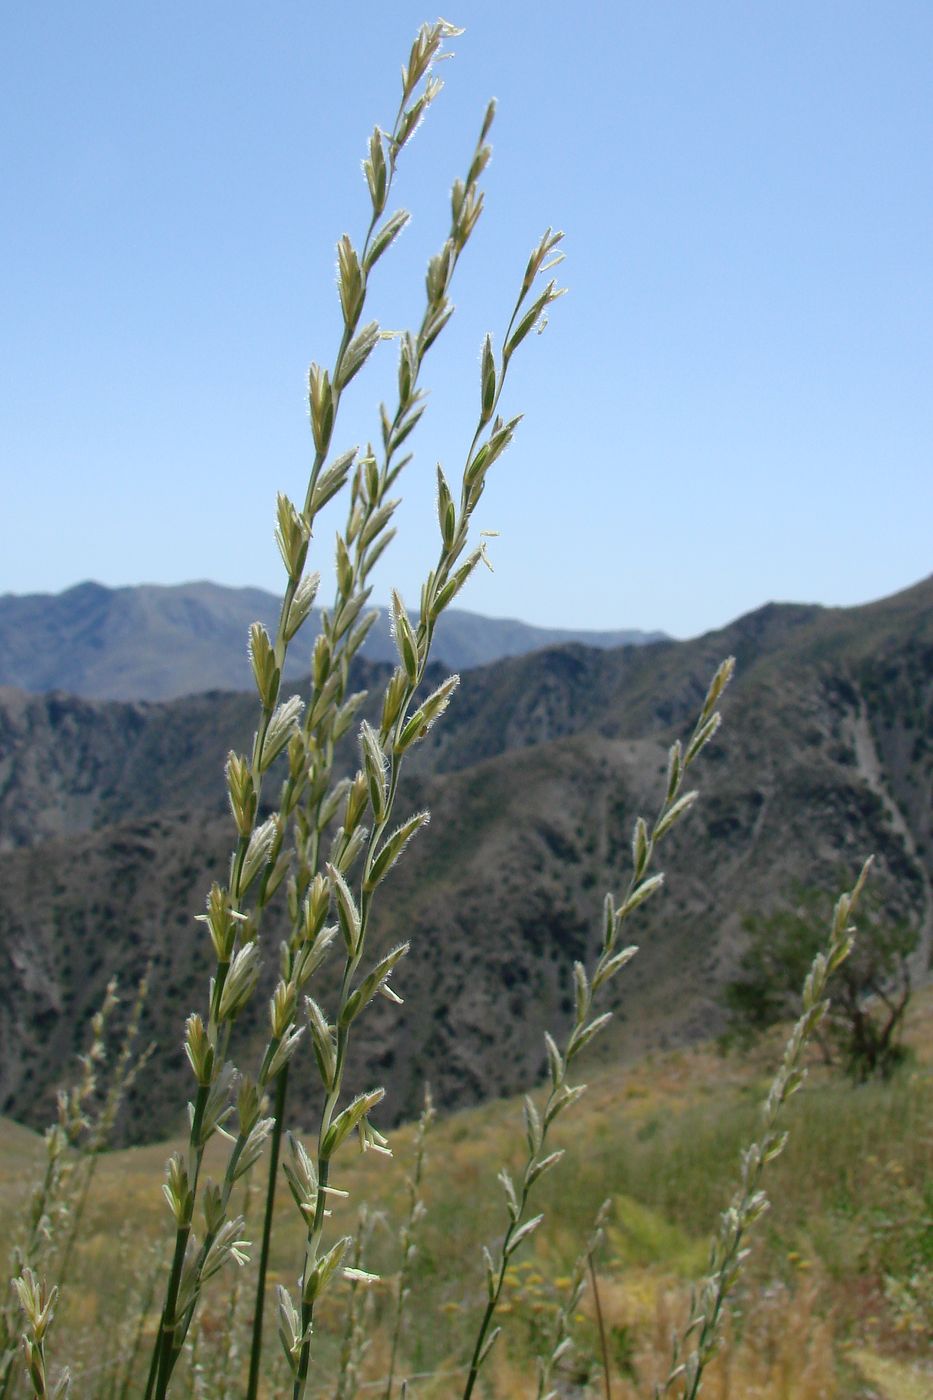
[3,984,929,1395]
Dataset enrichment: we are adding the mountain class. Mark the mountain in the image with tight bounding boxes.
[0,581,665,701]
[0,576,929,1144]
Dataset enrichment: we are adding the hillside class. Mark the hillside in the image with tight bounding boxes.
[0,576,929,1143]
[0,580,663,700]
[3,992,931,1396]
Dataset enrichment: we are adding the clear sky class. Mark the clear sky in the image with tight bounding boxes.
[2,2,931,638]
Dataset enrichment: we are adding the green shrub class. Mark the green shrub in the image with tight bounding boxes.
[724,884,916,1080]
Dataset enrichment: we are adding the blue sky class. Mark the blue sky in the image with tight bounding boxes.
[2,2,930,637]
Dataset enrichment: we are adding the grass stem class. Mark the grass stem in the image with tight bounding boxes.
[246,1066,290,1400]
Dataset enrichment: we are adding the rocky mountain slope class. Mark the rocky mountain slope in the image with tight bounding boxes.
[0,576,929,1143]
[0,581,664,700]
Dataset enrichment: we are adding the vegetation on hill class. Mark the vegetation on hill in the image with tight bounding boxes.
[724,883,917,1079]
[1,579,929,1145]
[2,988,930,1395]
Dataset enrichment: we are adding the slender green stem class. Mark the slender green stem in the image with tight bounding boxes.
[292,957,359,1394]
[292,1157,331,1399]
[246,1066,290,1400]
[151,1222,191,1399]
[589,1252,612,1400]
[462,1198,526,1399]
[55,1156,97,1292]
[146,1084,209,1400]
[336,1211,369,1400]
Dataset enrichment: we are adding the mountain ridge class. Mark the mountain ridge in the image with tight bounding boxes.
[0,574,929,1143]
[0,580,666,701]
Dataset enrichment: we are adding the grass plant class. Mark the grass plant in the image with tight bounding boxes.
[5,16,928,1400]
[5,991,931,1394]
[2,975,150,1398]
[136,19,569,1397]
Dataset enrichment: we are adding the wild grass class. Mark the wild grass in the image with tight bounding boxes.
[3,989,930,1394]
[4,15,930,1400]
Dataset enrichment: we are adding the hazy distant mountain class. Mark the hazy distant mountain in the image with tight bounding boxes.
[0,581,665,701]
[0,575,929,1143]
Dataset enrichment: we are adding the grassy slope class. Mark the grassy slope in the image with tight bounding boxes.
[2,988,930,1398]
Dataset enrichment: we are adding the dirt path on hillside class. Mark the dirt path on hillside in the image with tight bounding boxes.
[851,700,932,975]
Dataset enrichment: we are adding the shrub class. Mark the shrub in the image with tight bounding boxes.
[724,885,916,1080]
